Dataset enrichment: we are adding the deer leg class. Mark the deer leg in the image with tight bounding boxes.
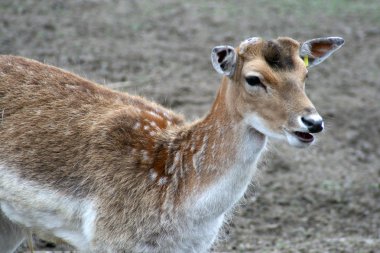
[0,209,26,253]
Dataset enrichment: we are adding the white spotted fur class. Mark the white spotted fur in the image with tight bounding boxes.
[0,37,344,252]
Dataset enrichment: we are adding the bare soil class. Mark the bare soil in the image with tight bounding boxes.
[1,0,379,252]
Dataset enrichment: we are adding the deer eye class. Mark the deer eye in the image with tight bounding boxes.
[245,76,266,90]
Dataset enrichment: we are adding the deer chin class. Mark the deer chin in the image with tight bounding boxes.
[284,130,315,148]
[245,116,315,148]
[245,115,287,141]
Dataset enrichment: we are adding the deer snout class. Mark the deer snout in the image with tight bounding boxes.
[300,114,324,133]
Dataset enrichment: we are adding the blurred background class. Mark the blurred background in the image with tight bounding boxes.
[1,0,379,252]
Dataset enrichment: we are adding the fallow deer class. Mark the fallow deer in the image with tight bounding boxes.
[0,36,344,253]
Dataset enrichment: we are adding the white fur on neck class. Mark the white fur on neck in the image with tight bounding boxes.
[181,125,266,250]
[192,127,266,218]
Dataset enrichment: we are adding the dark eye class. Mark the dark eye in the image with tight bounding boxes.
[245,76,266,90]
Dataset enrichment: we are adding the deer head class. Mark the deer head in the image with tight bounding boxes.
[211,36,344,148]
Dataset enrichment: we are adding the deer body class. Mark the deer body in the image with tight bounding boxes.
[0,36,343,252]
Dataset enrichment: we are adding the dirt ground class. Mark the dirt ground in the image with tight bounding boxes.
[1,0,380,252]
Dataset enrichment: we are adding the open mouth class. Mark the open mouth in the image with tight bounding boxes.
[293,131,314,143]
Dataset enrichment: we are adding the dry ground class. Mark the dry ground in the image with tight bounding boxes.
[0,0,379,252]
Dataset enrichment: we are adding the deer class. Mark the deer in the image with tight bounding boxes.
[0,36,344,253]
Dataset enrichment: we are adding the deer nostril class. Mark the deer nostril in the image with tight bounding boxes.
[301,116,324,133]
[301,116,314,127]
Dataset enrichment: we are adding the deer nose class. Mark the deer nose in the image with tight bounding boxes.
[301,115,324,133]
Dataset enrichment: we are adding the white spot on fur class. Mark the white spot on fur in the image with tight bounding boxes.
[163,112,170,119]
[148,111,162,119]
[149,169,158,181]
[133,122,141,130]
[131,148,137,155]
[158,177,168,185]
[174,152,180,164]
[142,150,150,162]
[190,143,196,152]
[150,121,157,128]
[192,135,208,172]
[167,152,180,174]
[211,141,216,160]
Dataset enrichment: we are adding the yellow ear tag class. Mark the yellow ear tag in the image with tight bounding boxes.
[304,55,309,67]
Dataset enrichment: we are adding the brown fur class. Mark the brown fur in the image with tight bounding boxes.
[0,55,183,194]
[0,36,340,252]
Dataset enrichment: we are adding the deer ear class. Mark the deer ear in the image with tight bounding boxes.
[211,46,237,77]
[300,37,344,68]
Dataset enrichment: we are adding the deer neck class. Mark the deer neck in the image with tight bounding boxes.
[174,77,267,217]
[192,77,266,167]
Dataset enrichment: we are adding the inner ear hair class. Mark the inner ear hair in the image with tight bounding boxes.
[300,37,344,68]
[309,41,336,57]
[217,50,227,63]
[211,45,236,77]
